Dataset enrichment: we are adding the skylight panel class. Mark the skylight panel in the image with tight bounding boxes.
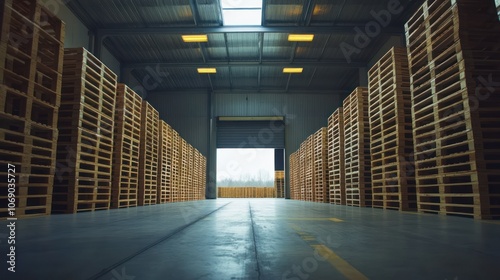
[221,0,263,26]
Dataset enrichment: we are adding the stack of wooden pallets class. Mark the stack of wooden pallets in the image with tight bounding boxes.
[179,138,189,202]
[299,143,306,201]
[274,170,285,198]
[187,144,195,201]
[193,148,201,200]
[111,84,142,208]
[313,128,327,203]
[170,130,180,202]
[406,0,500,219]
[304,135,314,202]
[344,87,372,207]
[53,48,117,213]
[0,0,65,218]
[289,152,297,199]
[157,120,172,204]
[368,47,416,211]
[139,101,159,206]
[200,154,206,200]
[328,108,345,205]
[218,187,276,198]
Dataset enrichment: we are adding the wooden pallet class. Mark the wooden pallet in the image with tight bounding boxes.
[56,48,117,214]
[343,87,372,207]
[305,135,314,202]
[178,138,188,202]
[274,170,285,198]
[406,0,500,219]
[368,47,417,211]
[299,144,306,201]
[313,127,327,203]
[218,187,276,198]
[328,108,345,205]
[111,84,142,208]
[187,144,195,201]
[171,130,180,202]
[157,120,173,204]
[200,154,206,200]
[138,101,159,206]
[193,149,201,200]
[288,151,298,199]
[0,0,64,219]
[0,0,65,96]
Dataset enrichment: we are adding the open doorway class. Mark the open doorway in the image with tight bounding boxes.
[217,148,284,198]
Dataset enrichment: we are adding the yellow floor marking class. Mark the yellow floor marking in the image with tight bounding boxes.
[312,245,369,280]
[329,218,344,222]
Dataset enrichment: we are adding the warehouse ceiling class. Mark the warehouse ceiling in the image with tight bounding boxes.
[67,0,424,93]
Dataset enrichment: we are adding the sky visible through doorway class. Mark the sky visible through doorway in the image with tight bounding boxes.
[217,148,274,187]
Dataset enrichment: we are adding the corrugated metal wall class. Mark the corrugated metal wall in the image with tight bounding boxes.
[146,92,210,156]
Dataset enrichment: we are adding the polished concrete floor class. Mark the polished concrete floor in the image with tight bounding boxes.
[1,198,500,280]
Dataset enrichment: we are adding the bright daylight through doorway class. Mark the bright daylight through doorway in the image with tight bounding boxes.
[217,148,274,188]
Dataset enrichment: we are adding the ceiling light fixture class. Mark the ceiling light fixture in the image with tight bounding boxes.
[288,34,315,42]
[182,35,208,42]
[283,68,303,74]
[197,68,217,74]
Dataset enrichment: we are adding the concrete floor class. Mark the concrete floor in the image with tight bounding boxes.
[1,199,500,280]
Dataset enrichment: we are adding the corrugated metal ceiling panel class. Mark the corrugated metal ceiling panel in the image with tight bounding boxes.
[260,66,289,88]
[227,33,260,60]
[265,0,305,24]
[230,66,259,88]
[263,33,292,60]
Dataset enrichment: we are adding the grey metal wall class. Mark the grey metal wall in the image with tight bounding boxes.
[40,2,122,79]
[145,92,210,157]
[145,90,343,199]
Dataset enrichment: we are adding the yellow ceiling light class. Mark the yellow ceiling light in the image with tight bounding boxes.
[283,68,303,74]
[197,68,217,74]
[288,34,314,42]
[182,34,208,43]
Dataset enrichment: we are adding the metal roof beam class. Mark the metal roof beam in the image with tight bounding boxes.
[123,60,366,68]
[97,25,403,38]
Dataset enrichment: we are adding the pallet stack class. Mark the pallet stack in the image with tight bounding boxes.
[157,120,173,204]
[274,170,284,198]
[328,108,345,205]
[313,127,328,203]
[187,145,195,201]
[218,187,276,198]
[406,0,500,219]
[170,130,181,202]
[344,87,372,207]
[139,101,159,206]
[305,135,314,201]
[53,48,117,213]
[200,154,206,200]
[289,152,298,199]
[298,143,306,201]
[179,138,189,202]
[111,84,142,208]
[193,148,202,200]
[368,47,416,211]
[0,0,65,218]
